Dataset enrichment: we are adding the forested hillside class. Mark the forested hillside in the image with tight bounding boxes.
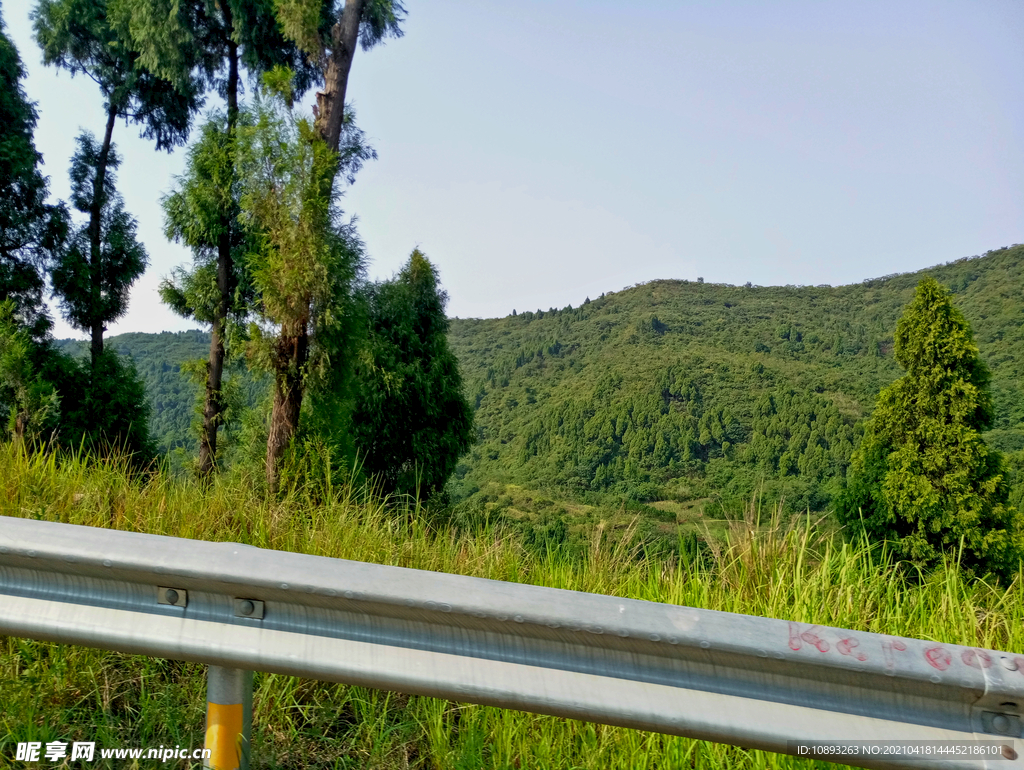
[447,245,1024,513]
[56,245,1024,516]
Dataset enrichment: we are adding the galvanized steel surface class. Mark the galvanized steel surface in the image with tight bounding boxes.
[0,515,1021,770]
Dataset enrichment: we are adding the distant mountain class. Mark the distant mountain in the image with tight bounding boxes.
[57,245,1024,514]
[447,244,1024,513]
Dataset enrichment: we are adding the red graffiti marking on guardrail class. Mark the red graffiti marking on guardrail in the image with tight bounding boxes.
[788,622,829,653]
[961,649,992,669]
[784,627,1018,677]
[882,638,908,672]
[836,637,869,662]
[925,647,952,671]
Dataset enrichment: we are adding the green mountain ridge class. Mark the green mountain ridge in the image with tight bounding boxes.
[54,245,1024,516]
[448,246,1024,514]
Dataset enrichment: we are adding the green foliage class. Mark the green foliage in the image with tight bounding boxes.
[162,115,244,302]
[33,0,201,150]
[3,326,153,462]
[357,0,407,49]
[178,355,248,445]
[235,68,372,486]
[236,70,371,375]
[51,133,147,333]
[159,111,256,458]
[836,278,1024,579]
[274,0,406,62]
[114,0,324,94]
[54,348,156,462]
[351,250,474,500]
[0,300,60,444]
[0,7,67,340]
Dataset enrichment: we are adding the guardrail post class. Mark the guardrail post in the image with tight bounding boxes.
[203,666,252,770]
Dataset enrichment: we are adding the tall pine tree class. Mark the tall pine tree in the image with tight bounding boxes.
[47,135,154,461]
[51,134,147,347]
[33,0,201,362]
[352,250,474,500]
[836,277,1024,578]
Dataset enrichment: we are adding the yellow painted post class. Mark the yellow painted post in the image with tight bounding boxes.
[204,666,252,770]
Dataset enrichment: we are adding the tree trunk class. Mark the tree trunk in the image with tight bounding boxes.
[196,226,229,476]
[89,105,118,366]
[316,0,364,153]
[265,318,309,492]
[196,32,240,477]
[13,409,28,448]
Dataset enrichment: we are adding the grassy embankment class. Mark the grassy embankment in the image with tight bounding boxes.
[1,444,1022,769]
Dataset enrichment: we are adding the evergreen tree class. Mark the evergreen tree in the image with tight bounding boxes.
[236,69,371,491]
[0,5,67,341]
[230,0,404,483]
[352,250,474,500]
[33,0,201,361]
[47,135,154,461]
[160,112,254,470]
[836,277,1023,578]
[51,134,147,344]
[51,346,154,460]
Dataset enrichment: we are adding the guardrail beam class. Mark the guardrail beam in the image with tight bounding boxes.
[1,515,1021,770]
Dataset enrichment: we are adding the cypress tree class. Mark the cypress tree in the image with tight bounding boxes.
[33,0,201,363]
[48,135,154,462]
[352,250,474,500]
[836,277,1023,578]
[51,135,147,343]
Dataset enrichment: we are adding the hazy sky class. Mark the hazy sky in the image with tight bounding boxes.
[5,0,1023,338]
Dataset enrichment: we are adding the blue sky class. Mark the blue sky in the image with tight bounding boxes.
[6,0,1023,338]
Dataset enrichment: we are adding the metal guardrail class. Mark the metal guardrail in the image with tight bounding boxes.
[0,515,1021,770]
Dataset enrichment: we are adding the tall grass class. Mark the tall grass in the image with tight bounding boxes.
[1,444,1021,768]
